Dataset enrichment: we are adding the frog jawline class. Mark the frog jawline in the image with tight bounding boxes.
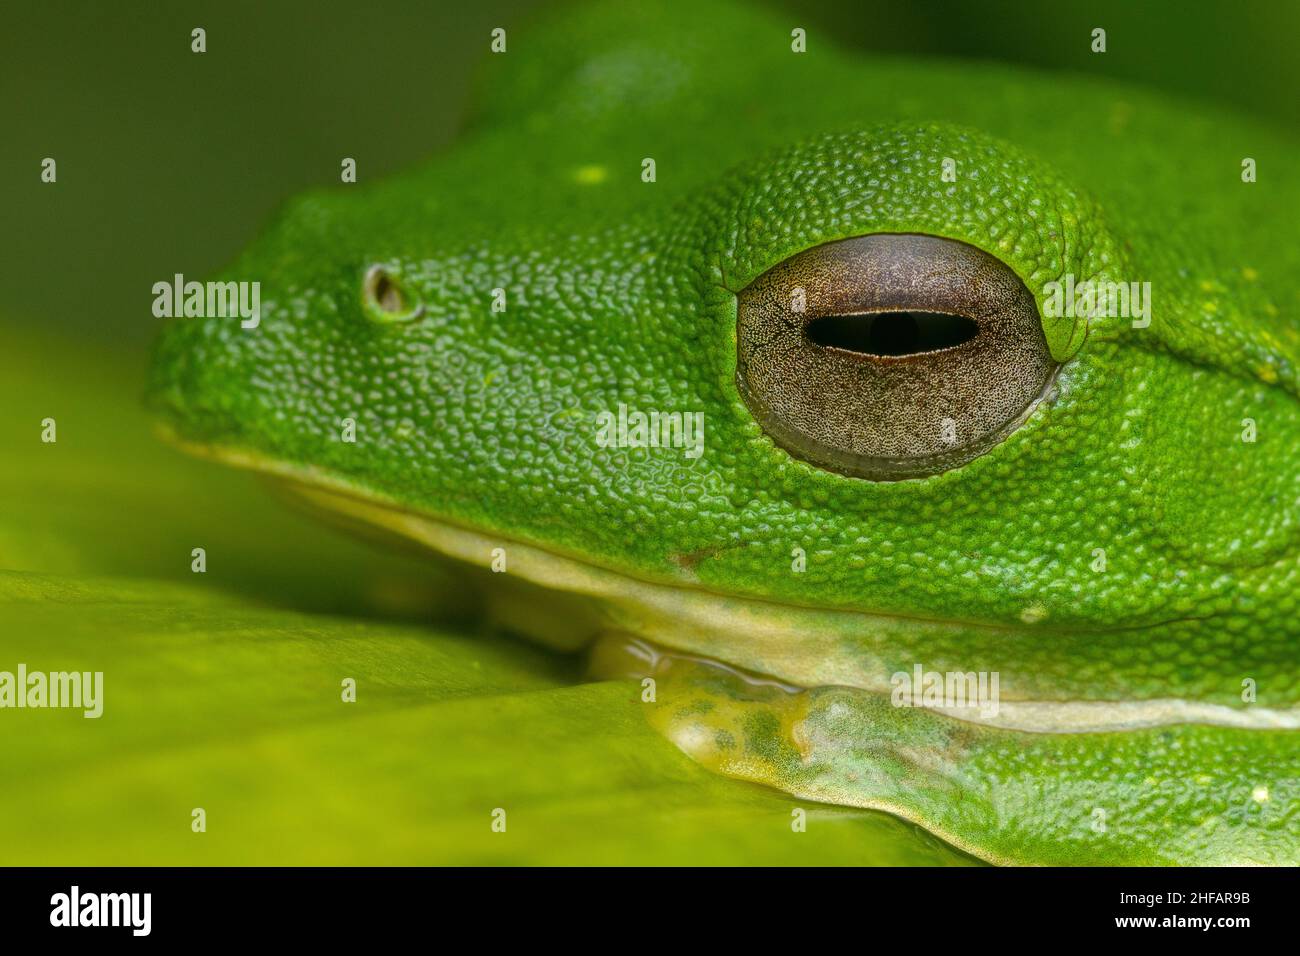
[162,432,1300,735]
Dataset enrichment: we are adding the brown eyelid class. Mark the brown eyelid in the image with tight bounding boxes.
[735,233,1059,480]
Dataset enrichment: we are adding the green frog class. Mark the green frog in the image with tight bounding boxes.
[147,0,1300,865]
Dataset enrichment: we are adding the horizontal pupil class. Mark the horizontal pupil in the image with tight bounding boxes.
[806,311,978,357]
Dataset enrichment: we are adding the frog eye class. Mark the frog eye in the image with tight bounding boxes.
[735,233,1058,480]
[362,265,425,323]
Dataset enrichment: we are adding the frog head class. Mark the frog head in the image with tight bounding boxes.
[148,0,1300,864]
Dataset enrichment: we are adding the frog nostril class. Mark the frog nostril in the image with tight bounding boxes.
[362,265,424,323]
[807,311,979,358]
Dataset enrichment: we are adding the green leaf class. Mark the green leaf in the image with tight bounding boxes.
[0,326,976,865]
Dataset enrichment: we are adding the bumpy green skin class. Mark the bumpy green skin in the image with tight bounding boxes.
[149,0,1300,863]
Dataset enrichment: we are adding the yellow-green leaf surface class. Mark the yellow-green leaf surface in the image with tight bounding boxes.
[0,325,975,865]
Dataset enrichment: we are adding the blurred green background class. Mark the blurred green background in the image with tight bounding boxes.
[0,0,1294,865]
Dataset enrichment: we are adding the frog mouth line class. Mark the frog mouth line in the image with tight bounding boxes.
[159,430,1300,735]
